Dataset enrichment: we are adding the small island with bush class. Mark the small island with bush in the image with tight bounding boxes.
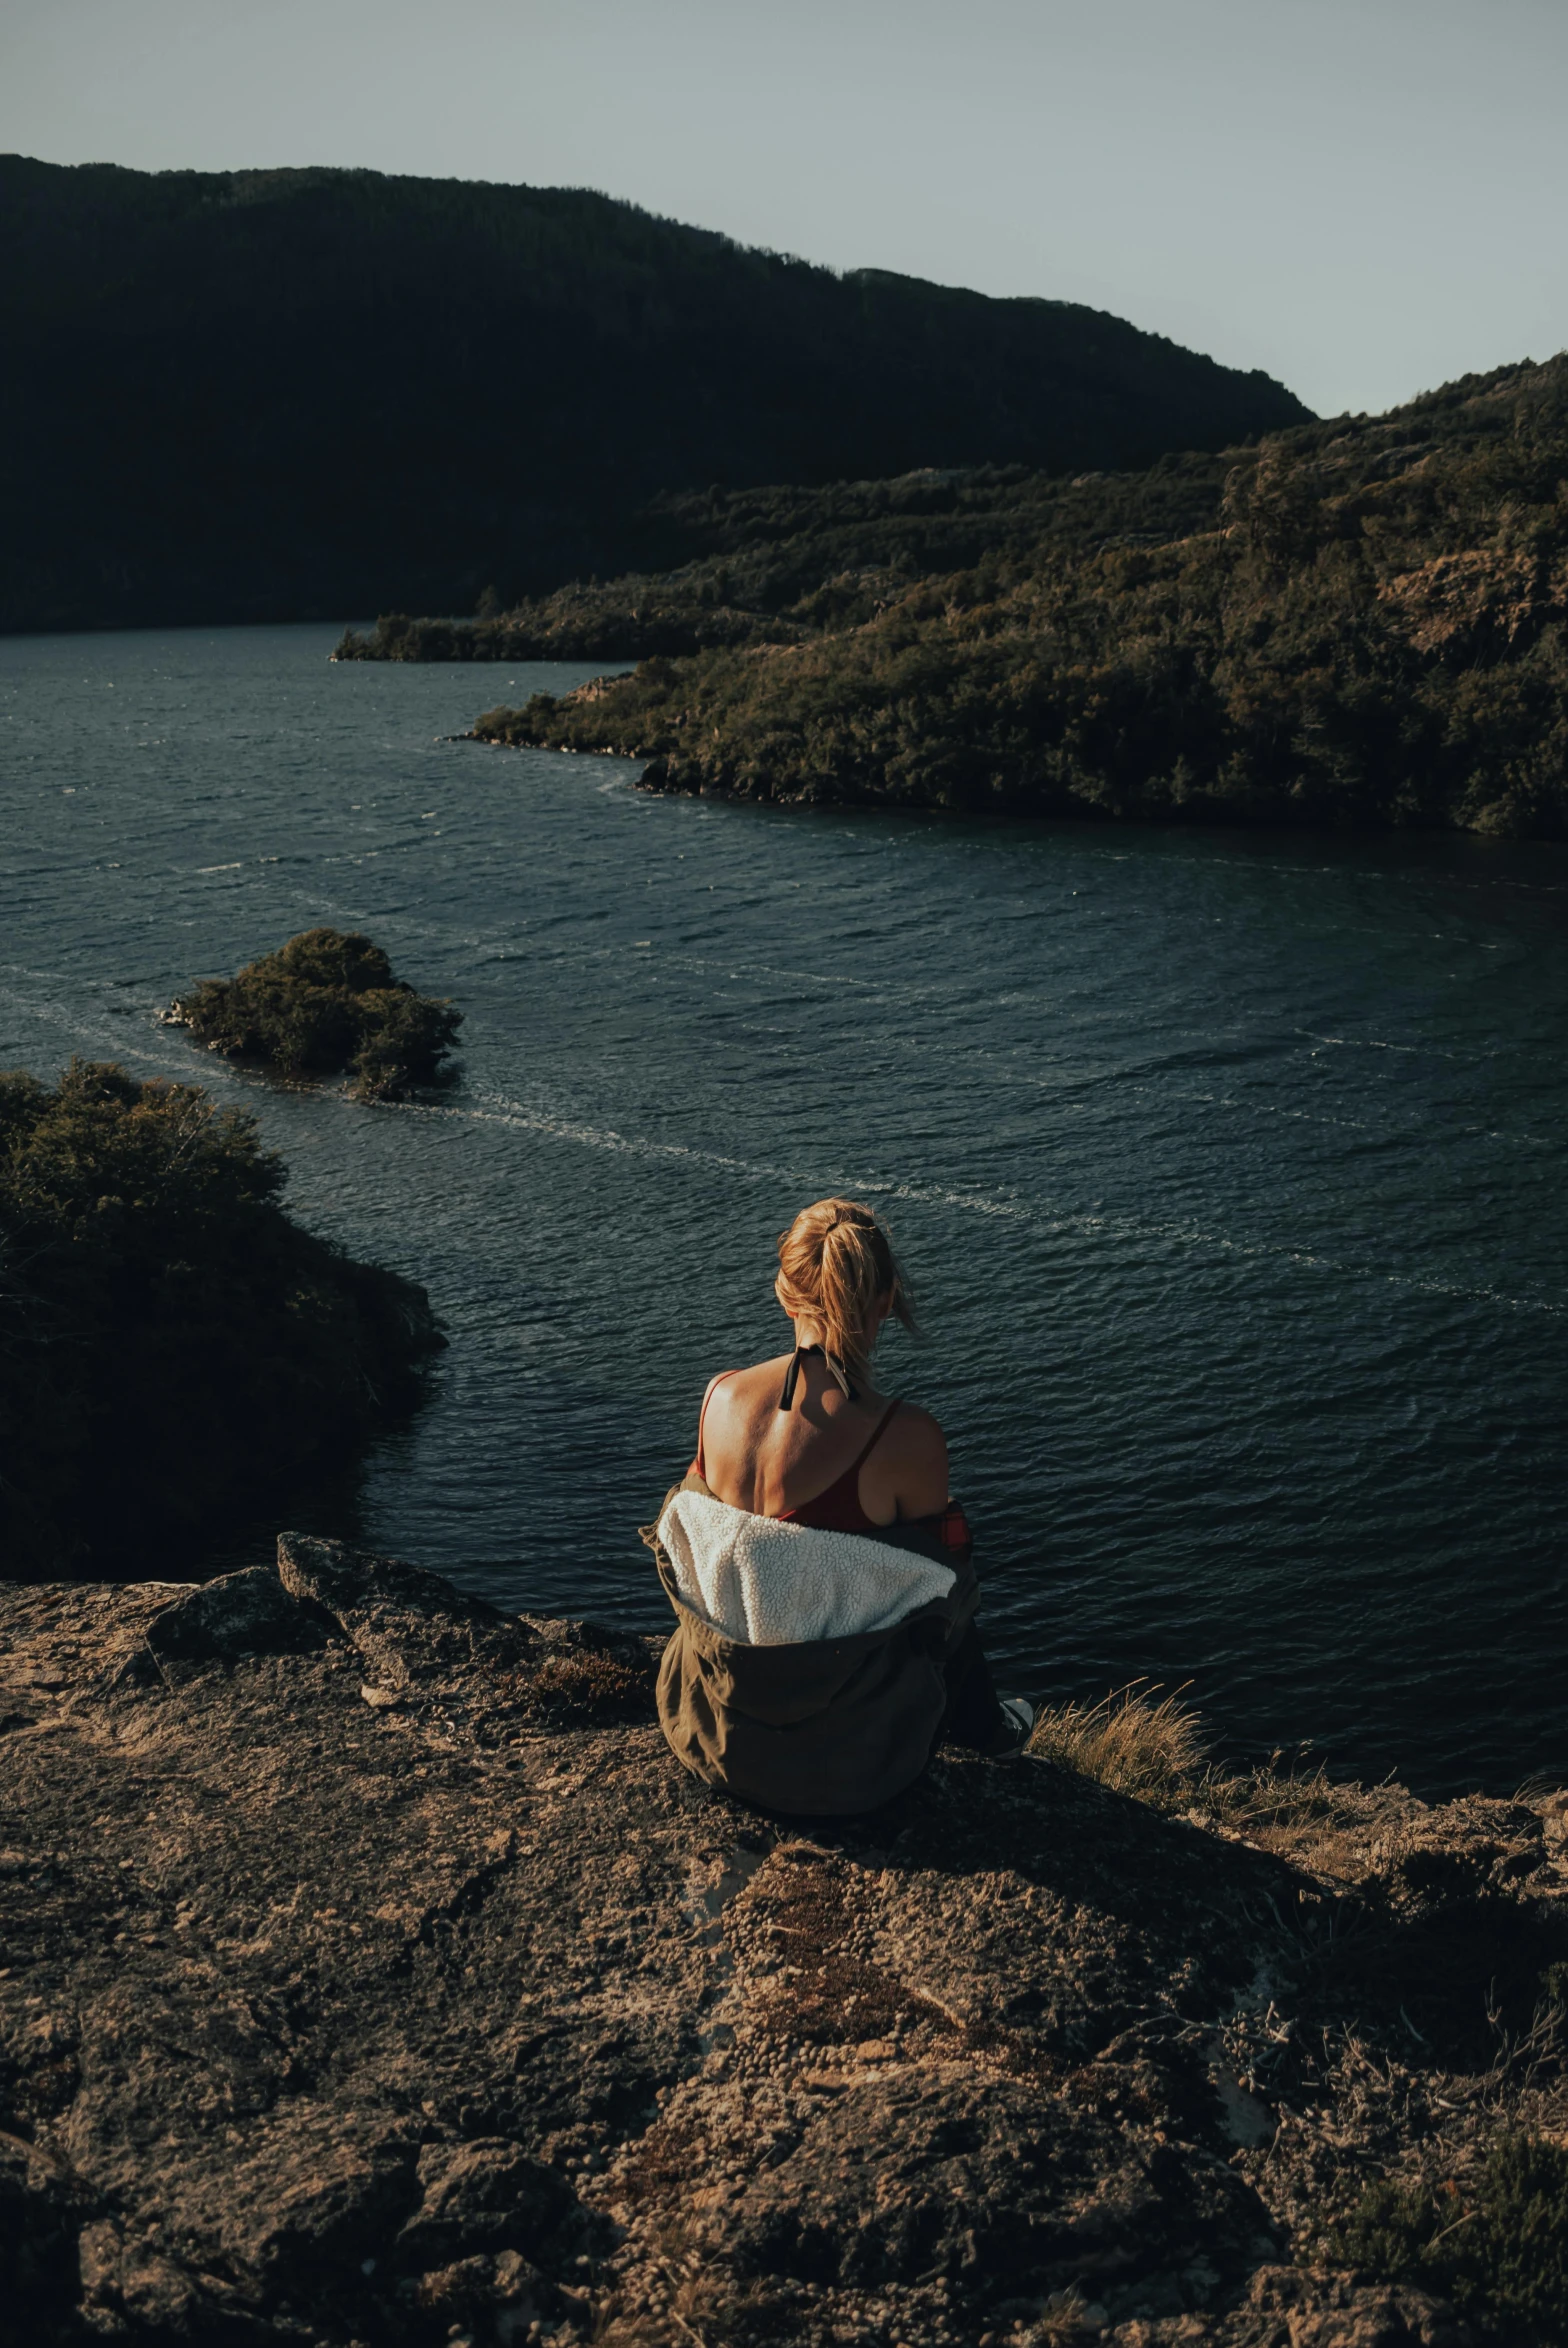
[167,927,462,1101]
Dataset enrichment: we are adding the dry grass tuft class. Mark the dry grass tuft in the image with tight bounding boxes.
[1031,2289,1098,2341]
[1027,1679,1378,1872]
[1027,1680,1212,1811]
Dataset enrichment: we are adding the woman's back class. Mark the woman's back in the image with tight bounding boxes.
[695,1346,948,1530]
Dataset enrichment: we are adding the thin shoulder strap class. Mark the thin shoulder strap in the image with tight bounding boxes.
[846,1397,902,1476]
[695,1371,737,1476]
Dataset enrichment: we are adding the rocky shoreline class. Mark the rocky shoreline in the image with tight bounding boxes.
[4,1543,1566,2347]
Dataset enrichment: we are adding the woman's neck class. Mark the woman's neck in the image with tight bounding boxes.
[786,1323,879,1400]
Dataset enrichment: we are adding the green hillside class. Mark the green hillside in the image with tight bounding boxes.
[0,154,1307,631]
[467,357,1568,838]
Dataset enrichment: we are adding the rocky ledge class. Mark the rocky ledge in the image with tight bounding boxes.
[3,1544,1566,2348]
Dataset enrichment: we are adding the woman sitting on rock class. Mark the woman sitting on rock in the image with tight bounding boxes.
[647,1197,1034,1814]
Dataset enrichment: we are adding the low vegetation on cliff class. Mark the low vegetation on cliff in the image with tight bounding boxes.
[464,357,1568,838]
[0,1060,442,1570]
[168,927,462,1101]
[1032,1679,1568,2342]
[334,458,1235,666]
[1330,2137,1568,2342]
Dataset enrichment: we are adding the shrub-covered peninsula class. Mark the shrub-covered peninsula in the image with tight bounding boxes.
[454,356,1568,838]
[0,1060,442,1573]
[168,928,462,1101]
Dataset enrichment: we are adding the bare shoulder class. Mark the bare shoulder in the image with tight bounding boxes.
[863,1399,948,1512]
[701,1358,787,1429]
[886,1399,947,1458]
[881,1399,949,1514]
[696,1368,735,1444]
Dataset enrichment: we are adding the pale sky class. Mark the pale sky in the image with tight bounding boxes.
[4,0,1566,419]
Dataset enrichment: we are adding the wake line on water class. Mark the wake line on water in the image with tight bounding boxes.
[3,974,1560,1316]
[453,1089,1020,1221]
[0,978,199,1079]
[1,968,1553,1163]
[402,1085,1563,1320]
[1298,1028,1476,1059]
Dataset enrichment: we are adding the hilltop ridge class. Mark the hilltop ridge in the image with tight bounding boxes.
[0,154,1307,632]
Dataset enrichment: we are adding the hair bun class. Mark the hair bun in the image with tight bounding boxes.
[774,1197,916,1392]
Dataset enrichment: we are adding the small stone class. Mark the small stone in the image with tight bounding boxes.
[360,1684,402,1709]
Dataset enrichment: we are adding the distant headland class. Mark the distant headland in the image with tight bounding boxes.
[439,357,1568,840]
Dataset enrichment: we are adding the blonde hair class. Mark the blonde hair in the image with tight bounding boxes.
[774,1198,916,1395]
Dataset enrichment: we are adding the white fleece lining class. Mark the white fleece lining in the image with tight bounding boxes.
[657,1489,955,1648]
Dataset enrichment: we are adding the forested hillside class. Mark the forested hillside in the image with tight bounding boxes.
[0,154,1307,631]
[468,358,1568,838]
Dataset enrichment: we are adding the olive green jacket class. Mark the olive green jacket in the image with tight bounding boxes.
[642,1471,981,1816]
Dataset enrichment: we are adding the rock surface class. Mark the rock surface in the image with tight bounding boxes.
[2,1542,1564,2347]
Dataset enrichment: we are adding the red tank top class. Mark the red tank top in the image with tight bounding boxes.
[694,1378,902,1536]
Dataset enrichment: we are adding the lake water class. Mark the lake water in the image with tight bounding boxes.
[3,622,1565,1797]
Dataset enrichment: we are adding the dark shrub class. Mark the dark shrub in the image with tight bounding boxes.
[0,1059,443,1573]
[1332,2135,1568,2342]
[171,928,462,1101]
